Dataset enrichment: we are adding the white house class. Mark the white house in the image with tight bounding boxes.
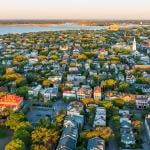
[63,90,76,99]
[119,109,135,146]
[136,95,150,109]
[42,87,58,100]
[28,85,42,97]
[93,107,106,127]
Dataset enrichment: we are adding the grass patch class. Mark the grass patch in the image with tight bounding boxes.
[0,130,7,139]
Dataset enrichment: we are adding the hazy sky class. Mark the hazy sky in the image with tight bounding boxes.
[0,0,149,20]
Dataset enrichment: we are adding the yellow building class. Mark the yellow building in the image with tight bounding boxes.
[107,24,119,31]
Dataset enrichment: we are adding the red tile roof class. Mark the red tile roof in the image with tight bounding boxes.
[0,94,23,108]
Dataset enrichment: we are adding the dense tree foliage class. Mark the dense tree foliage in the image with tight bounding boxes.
[5,139,25,150]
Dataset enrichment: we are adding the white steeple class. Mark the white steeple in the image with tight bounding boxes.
[132,37,136,51]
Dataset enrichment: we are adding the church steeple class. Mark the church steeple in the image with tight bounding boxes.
[132,37,136,51]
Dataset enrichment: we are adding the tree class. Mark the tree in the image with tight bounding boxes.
[13,54,28,67]
[77,54,87,61]
[101,79,116,90]
[26,73,37,83]
[83,52,94,59]
[107,106,119,119]
[84,127,113,141]
[12,128,31,145]
[136,77,150,84]
[111,115,121,145]
[5,112,31,131]
[132,120,143,130]
[32,145,47,150]
[38,55,46,61]
[113,99,125,108]
[2,71,25,86]
[0,92,7,98]
[31,127,59,149]
[0,108,10,118]
[132,120,143,147]
[54,111,66,127]
[50,55,58,61]
[36,117,51,128]
[98,101,113,109]
[125,101,135,109]
[15,121,31,131]
[81,98,99,106]
[118,82,129,92]
[42,80,52,87]
[0,65,6,75]
[16,86,28,98]
[5,139,25,150]
[98,55,106,61]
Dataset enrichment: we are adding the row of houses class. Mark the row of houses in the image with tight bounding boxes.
[119,110,135,147]
[57,101,84,150]
[28,85,59,100]
[104,92,150,109]
[57,102,106,150]
[93,107,106,127]
[86,107,106,150]
[63,86,101,100]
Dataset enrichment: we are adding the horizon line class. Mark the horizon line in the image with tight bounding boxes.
[0,19,150,21]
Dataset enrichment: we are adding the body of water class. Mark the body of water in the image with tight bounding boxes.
[0,24,105,35]
[0,24,148,35]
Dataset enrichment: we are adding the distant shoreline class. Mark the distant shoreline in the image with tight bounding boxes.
[0,24,60,27]
[0,19,150,26]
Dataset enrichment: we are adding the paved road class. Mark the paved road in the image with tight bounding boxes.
[142,128,150,150]
[107,120,119,150]
[107,138,119,150]
[0,129,13,150]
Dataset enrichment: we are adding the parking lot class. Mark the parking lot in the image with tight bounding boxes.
[26,108,53,125]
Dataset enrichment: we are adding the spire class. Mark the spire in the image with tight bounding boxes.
[132,37,136,51]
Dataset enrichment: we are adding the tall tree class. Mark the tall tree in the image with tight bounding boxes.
[5,139,25,150]
[31,127,59,149]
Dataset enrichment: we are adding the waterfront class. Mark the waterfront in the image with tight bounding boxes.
[0,23,148,35]
[0,24,105,35]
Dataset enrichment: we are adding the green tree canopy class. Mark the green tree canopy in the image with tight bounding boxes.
[5,139,25,150]
[16,86,28,98]
[98,101,113,109]
[12,128,31,145]
[101,79,116,89]
[113,99,125,108]
[118,82,129,92]
[31,144,47,150]
[31,127,59,148]
[5,112,31,131]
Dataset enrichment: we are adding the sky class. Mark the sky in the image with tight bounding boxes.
[0,0,150,20]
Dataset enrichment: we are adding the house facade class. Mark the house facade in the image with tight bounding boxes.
[136,95,150,109]
[87,137,105,150]
[93,86,101,100]
[93,107,106,127]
